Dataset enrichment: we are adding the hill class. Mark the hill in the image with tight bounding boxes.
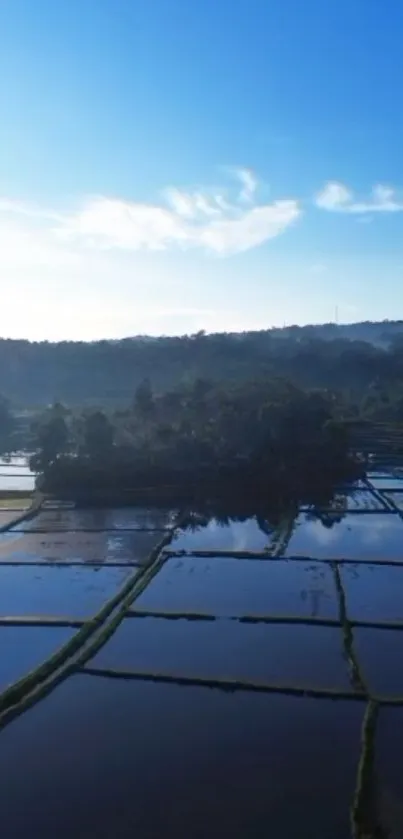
[1,320,403,406]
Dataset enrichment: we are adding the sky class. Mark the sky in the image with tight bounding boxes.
[1,0,403,341]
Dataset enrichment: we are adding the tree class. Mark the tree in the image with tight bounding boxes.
[30,415,69,471]
[0,395,14,453]
[133,379,155,419]
[82,411,114,459]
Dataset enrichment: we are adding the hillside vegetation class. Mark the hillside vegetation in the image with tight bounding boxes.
[32,379,362,498]
[1,320,403,406]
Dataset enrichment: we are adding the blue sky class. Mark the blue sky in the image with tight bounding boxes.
[1,0,403,340]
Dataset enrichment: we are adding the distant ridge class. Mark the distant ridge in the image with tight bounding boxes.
[1,319,403,406]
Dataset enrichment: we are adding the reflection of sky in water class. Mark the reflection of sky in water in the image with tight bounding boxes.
[21,507,175,532]
[0,457,29,468]
[0,677,361,839]
[0,530,163,564]
[0,475,35,491]
[0,456,34,490]
[341,564,403,622]
[312,490,385,512]
[91,617,350,690]
[0,510,28,528]
[355,628,403,696]
[384,492,403,512]
[368,475,403,490]
[170,518,275,552]
[0,564,133,618]
[136,556,338,619]
[285,513,403,560]
[0,626,74,690]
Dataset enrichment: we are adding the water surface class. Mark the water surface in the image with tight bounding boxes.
[354,628,403,696]
[383,491,403,511]
[305,489,385,512]
[0,626,74,689]
[20,506,175,532]
[0,675,362,839]
[0,455,35,490]
[1,497,403,837]
[341,563,403,622]
[170,517,278,553]
[0,564,133,618]
[0,529,166,564]
[90,616,350,690]
[285,512,403,561]
[0,510,26,528]
[135,555,339,619]
[375,708,403,835]
[368,476,403,490]
[0,475,35,491]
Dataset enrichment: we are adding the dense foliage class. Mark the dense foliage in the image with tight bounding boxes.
[1,321,403,409]
[31,378,362,497]
[0,397,16,454]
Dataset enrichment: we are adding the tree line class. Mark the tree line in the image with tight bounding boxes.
[1,320,403,406]
[29,377,363,497]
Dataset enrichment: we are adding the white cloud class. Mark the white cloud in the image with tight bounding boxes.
[60,194,299,256]
[164,188,222,219]
[315,182,352,211]
[236,168,258,202]
[315,181,403,214]
[197,201,300,254]
[0,168,301,339]
[163,189,197,219]
[63,198,189,251]
[0,168,298,257]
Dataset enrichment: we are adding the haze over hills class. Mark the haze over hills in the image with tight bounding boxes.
[1,319,403,407]
[269,320,403,347]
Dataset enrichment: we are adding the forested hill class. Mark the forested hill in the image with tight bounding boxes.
[1,319,403,406]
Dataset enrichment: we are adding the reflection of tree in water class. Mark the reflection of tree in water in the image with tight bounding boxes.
[183,503,299,556]
[352,703,384,839]
[184,485,354,546]
[351,702,403,839]
[305,495,349,528]
[302,488,369,528]
[307,509,346,528]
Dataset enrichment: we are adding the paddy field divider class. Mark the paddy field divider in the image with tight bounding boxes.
[0,515,184,730]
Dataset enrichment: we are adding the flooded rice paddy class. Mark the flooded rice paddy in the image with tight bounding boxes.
[0,529,164,564]
[0,456,35,492]
[0,472,403,836]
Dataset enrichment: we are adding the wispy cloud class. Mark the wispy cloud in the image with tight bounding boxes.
[0,198,63,222]
[315,181,403,214]
[0,169,299,259]
[236,168,258,203]
[62,169,298,255]
[60,192,299,256]
[163,188,222,219]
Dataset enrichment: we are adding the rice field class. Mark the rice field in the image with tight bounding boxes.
[0,471,403,836]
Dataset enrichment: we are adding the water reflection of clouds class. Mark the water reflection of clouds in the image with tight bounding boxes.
[21,507,175,532]
[368,475,403,490]
[0,455,35,491]
[286,513,403,559]
[171,518,273,553]
[0,530,162,564]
